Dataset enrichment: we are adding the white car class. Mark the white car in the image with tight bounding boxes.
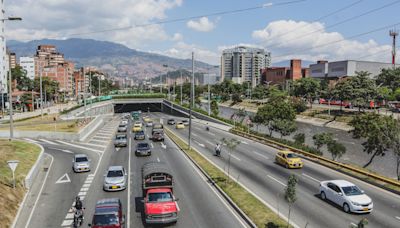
[72,154,91,173]
[319,180,373,213]
[121,119,129,125]
[103,166,127,191]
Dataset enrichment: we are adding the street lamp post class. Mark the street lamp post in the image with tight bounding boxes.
[39,67,43,119]
[1,16,22,140]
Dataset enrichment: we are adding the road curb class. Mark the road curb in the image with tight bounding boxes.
[165,129,256,228]
[10,140,45,228]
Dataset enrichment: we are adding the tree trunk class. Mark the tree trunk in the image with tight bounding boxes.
[287,205,291,228]
[363,151,379,168]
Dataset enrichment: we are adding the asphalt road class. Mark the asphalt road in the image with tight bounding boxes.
[154,112,400,228]
[21,114,247,228]
[213,104,399,179]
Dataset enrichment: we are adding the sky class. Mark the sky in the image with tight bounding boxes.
[3,0,400,65]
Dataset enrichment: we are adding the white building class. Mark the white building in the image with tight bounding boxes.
[221,46,271,87]
[310,60,393,79]
[20,57,35,80]
[0,0,8,94]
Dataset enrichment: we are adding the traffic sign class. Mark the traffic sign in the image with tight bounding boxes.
[7,160,19,172]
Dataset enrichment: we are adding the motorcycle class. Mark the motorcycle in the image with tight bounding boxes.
[73,208,84,228]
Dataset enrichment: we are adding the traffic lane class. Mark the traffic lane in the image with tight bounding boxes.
[182,121,400,228]
[26,145,100,228]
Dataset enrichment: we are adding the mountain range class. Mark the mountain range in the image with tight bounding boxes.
[7,38,215,80]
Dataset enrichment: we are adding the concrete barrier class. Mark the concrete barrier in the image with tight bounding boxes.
[21,140,45,189]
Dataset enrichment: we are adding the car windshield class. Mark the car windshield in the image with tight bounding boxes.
[148,192,173,202]
[116,135,126,140]
[119,124,126,127]
[76,157,88,162]
[136,131,144,135]
[153,124,163,129]
[286,153,298,158]
[135,122,141,125]
[93,214,119,225]
[342,185,363,196]
[138,143,149,149]
[107,170,123,177]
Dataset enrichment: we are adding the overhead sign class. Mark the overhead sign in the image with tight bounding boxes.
[56,173,71,184]
[7,160,19,172]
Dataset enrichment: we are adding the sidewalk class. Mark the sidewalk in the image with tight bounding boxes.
[0,102,76,123]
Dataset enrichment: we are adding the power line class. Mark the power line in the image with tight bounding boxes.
[356,46,398,61]
[273,21,400,59]
[267,0,365,41]
[28,0,307,40]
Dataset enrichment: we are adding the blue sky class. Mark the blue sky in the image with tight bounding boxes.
[5,0,400,64]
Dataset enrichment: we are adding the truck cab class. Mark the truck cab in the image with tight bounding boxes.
[142,162,178,224]
[89,198,125,228]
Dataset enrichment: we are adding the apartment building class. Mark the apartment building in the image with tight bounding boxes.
[261,59,310,86]
[20,56,35,80]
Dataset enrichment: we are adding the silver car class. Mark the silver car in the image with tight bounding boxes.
[118,123,128,132]
[114,134,128,147]
[103,166,127,191]
[72,154,91,173]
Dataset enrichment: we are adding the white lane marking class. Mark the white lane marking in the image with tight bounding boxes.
[23,138,39,143]
[206,140,214,146]
[207,132,216,136]
[350,223,357,227]
[253,151,269,160]
[88,174,94,177]
[192,133,198,137]
[83,183,90,188]
[65,213,74,219]
[147,134,150,138]
[25,154,54,228]
[157,157,161,162]
[194,140,205,148]
[56,173,71,184]
[127,137,131,228]
[56,140,103,154]
[39,138,58,145]
[241,141,248,145]
[151,143,154,148]
[229,153,241,161]
[161,142,167,149]
[176,202,180,212]
[80,142,107,148]
[395,216,400,220]
[96,132,113,136]
[80,187,89,192]
[167,136,248,228]
[78,191,87,196]
[84,180,92,184]
[267,175,287,187]
[86,177,94,181]
[61,220,73,226]
[302,173,320,183]
[47,147,74,154]
[93,136,110,140]
[89,139,110,143]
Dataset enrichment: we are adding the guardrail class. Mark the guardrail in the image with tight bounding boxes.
[231,129,400,189]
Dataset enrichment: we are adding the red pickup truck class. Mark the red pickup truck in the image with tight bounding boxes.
[142,162,179,224]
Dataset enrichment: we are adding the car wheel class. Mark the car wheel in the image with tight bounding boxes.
[343,203,350,213]
[320,192,326,200]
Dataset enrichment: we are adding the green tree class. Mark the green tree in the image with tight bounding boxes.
[349,71,377,111]
[33,77,59,101]
[383,118,400,180]
[231,93,242,104]
[12,66,33,91]
[251,84,268,99]
[327,140,347,161]
[221,138,241,182]
[293,133,305,145]
[332,79,353,111]
[272,119,297,138]
[290,97,307,113]
[376,67,400,92]
[350,113,395,168]
[285,174,298,228]
[293,77,320,108]
[312,133,333,150]
[210,100,219,116]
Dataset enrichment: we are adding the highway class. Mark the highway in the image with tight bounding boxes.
[153,112,400,228]
[19,114,247,228]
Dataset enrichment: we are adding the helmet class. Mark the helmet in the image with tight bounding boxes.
[76,196,80,201]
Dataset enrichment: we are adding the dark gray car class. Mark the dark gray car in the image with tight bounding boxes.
[135,142,151,156]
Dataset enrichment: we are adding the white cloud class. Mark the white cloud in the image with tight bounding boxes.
[156,41,219,64]
[5,0,183,49]
[186,17,215,32]
[252,20,392,63]
[171,33,183,41]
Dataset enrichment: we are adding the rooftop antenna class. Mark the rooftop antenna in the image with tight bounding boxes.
[390,29,398,68]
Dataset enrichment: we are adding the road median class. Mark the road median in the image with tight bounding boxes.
[165,128,292,228]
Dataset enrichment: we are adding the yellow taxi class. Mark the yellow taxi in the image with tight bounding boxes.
[143,116,151,122]
[132,122,142,132]
[176,122,185,129]
[275,150,303,169]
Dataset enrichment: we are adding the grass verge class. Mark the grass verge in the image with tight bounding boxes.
[0,139,41,228]
[165,129,290,228]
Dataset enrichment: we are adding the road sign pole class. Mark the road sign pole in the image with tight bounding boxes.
[7,160,19,189]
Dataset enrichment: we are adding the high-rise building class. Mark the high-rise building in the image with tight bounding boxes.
[0,0,7,94]
[20,56,35,80]
[8,51,16,69]
[220,46,271,87]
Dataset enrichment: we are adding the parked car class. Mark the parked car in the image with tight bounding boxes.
[152,131,164,142]
[114,134,128,147]
[103,166,127,191]
[275,150,303,169]
[72,154,91,173]
[135,142,151,156]
[175,122,185,129]
[117,124,128,132]
[167,119,175,125]
[182,119,189,126]
[134,130,146,140]
[319,180,373,213]
[88,198,125,228]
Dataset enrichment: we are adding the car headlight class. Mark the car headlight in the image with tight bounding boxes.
[351,201,361,206]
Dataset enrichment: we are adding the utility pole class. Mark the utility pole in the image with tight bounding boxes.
[63,67,66,102]
[390,29,398,69]
[208,73,211,116]
[1,85,4,118]
[189,52,194,150]
[40,66,43,119]
[180,70,183,105]
[98,75,101,96]
[8,67,13,139]
[83,68,87,118]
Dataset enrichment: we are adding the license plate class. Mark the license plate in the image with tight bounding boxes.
[111,186,118,189]
[363,208,369,211]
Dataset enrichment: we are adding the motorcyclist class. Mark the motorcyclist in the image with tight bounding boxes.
[73,196,84,226]
[206,123,209,131]
[215,143,221,156]
[75,196,83,211]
